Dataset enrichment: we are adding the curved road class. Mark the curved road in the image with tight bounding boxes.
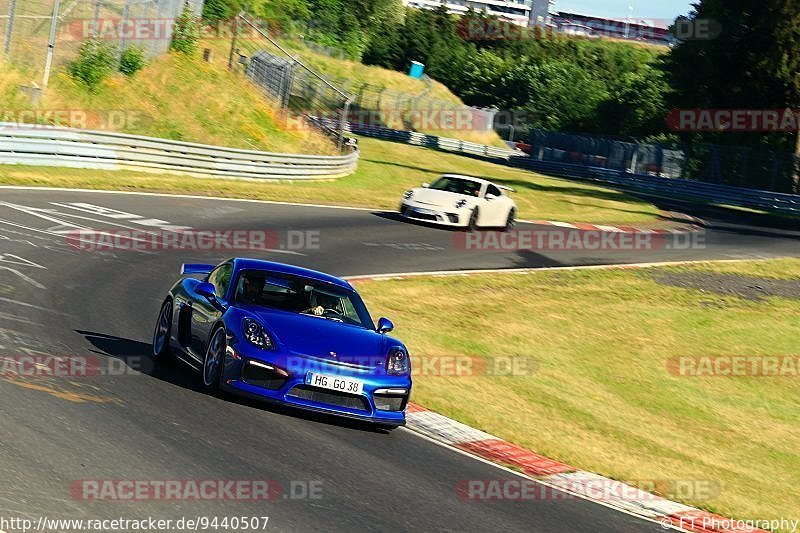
[0,188,797,532]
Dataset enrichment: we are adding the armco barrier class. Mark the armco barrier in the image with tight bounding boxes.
[338,120,800,216]
[0,124,358,180]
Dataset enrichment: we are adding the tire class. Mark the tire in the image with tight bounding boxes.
[202,326,226,391]
[152,299,173,362]
[466,208,480,232]
[504,208,517,232]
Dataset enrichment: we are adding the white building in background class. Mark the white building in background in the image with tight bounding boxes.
[402,0,533,27]
[529,0,557,27]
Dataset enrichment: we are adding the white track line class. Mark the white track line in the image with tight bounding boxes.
[0,186,378,212]
[401,428,684,531]
[0,186,698,231]
[342,258,771,282]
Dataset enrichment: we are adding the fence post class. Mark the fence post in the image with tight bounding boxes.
[41,0,62,90]
[228,12,241,70]
[92,0,101,38]
[3,0,16,58]
[338,97,351,153]
[118,2,130,60]
[793,129,800,193]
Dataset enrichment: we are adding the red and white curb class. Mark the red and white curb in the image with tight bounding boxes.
[518,209,707,234]
[519,218,704,235]
[404,403,764,533]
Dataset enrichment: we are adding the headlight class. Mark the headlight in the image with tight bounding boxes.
[386,348,410,376]
[403,190,414,200]
[455,199,467,208]
[243,318,274,350]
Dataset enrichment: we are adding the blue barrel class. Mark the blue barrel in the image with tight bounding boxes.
[408,61,425,79]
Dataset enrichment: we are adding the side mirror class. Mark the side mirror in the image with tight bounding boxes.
[377,317,394,334]
[196,282,216,300]
[421,182,430,188]
[485,193,497,200]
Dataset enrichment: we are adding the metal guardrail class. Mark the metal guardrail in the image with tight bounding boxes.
[340,120,800,216]
[337,120,515,160]
[0,124,359,180]
[510,159,800,216]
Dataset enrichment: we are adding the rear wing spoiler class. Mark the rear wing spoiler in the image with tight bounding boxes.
[497,185,516,193]
[181,264,215,276]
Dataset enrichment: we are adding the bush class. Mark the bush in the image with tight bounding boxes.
[171,5,200,55]
[68,39,117,90]
[119,46,146,76]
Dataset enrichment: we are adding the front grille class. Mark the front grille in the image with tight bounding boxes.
[287,385,370,411]
[373,393,407,412]
[408,211,438,222]
[241,362,287,390]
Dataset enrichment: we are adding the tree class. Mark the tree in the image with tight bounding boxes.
[664,0,800,190]
[202,0,244,22]
[596,68,670,137]
[68,39,117,91]
[171,4,201,55]
[501,59,610,132]
[665,0,800,149]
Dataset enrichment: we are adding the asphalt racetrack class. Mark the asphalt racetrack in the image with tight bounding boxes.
[0,187,797,532]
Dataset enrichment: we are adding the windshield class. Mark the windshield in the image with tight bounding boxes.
[429,176,482,196]
[233,270,374,329]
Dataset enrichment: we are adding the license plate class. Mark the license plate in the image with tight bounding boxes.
[306,373,364,395]
[411,207,436,215]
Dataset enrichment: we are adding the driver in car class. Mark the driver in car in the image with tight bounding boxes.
[301,288,342,318]
[239,272,266,304]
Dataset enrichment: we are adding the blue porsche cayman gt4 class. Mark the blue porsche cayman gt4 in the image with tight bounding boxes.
[152,258,412,428]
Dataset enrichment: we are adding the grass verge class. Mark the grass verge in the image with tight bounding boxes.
[355,259,800,527]
[1,51,335,154]
[0,136,661,225]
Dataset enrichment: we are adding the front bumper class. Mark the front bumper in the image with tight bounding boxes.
[220,344,411,426]
[399,202,468,227]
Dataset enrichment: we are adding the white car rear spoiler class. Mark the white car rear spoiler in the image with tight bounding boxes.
[497,185,516,193]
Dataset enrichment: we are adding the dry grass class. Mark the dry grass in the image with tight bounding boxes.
[2,48,336,154]
[356,259,800,528]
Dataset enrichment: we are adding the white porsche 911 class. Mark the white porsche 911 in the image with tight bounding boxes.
[399,174,517,230]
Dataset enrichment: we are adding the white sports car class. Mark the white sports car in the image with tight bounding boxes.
[399,174,517,230]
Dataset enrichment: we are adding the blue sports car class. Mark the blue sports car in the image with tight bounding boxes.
[152,258,412,428]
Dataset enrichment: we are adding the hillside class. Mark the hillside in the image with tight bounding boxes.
[201,35,507,147]
[288,40,508,147]
[0,52,337,154]
[2,35,505,152]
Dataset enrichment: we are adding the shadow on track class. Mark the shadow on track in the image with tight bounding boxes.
[371,210,462,231]
[77,330,396,434]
